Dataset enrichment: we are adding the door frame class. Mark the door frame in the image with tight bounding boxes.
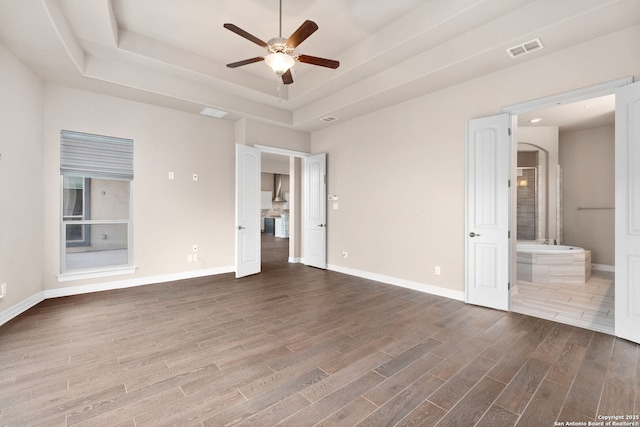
[467,77,633,311]
[242,145,320,269]
[501,76,632,294]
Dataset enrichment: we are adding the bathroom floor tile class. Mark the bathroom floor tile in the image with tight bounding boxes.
[512,271,614,335]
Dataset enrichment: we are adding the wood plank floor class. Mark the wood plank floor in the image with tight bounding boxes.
[1,235,638,426]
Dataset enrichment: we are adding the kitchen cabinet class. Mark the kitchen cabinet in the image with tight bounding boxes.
[261,191,273,209]
[275,215,289,238]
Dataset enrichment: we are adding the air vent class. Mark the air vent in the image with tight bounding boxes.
[200,107,228,118]
[321,116,338,122]
[507,38,544,58]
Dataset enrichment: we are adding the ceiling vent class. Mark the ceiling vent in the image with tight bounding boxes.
[200,107,228,118]
[507,38,544,58]
[321,116,338,122]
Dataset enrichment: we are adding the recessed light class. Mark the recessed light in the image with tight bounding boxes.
[200,107,228,118]
[529,118,542,123]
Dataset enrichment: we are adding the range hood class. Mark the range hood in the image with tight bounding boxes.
[273,174,285,202]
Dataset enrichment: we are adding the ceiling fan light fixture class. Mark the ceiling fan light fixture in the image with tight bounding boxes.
[264,52,295,75]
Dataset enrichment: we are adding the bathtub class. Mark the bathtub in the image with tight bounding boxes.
[517,243,591,283]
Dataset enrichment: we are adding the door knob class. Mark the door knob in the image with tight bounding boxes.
[469,232,481,237]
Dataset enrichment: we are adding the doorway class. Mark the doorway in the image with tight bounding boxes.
[510,94,616,334]
[261,152,297,268]
[236,144,327,277]
[466,77,640,343]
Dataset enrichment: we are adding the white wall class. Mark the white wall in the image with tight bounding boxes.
[311,25,640,294]
[2,24,639,322]
[560,125,615,266]
[0,44,44,312]
[42,84,237,290]
[236,117,311,153]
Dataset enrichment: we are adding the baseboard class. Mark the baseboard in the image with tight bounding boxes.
[2,264,463,327]
[592,264,615,273]
[327,264,465,302]
[0,266,235,326]
[0,291,46,327]
[288,257,302,264]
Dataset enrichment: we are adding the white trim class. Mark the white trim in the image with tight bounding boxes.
[1,266,234,326]
[328,264,465,302]
[57,266,137,282]
[592,264,615,273]
[502,76,633,115]
[288,257,302,263]
[0,292,46,327]
[48,266,234,298]
[254,144,310,158]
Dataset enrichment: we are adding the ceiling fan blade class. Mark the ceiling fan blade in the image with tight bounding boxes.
[223,23,268,47]
[297,54,340,69]
[282,69,294,85]
[226,57,264,68]
[286,20,318,48]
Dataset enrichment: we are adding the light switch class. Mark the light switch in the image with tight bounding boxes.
[168,172,174,180]
[333,203,339,210]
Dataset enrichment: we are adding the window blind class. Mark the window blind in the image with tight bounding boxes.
[60,130,133,180]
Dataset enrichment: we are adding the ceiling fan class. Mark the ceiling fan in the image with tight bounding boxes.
[223,0,339,85]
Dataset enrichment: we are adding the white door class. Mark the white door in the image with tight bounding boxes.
[465,114,511,310]
[235,144,261,278]
[304,153,327,269]
[615,81,640,344]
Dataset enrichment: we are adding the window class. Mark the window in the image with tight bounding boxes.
[59,130,134,278]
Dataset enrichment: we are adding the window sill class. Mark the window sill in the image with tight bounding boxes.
[57,266,137,282]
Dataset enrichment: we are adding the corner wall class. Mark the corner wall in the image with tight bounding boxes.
[0,44,45,316]
[42,84,237,291]
[311,25,640,295]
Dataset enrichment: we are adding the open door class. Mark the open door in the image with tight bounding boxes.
[304,153,327,269]
[615,81,640,344]
[465,114,511,310]
[235,144,261,278]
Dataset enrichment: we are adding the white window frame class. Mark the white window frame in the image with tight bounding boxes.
[57,131,136,282]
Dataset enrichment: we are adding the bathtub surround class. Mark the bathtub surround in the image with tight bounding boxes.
[517,244,591,284]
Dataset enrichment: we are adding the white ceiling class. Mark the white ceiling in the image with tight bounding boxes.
[518,94,616,132]
[0,0,638,132]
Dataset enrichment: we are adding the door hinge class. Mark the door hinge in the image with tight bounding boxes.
[508,179,511,187]
[508,282,511,290]
[508,128,512,136]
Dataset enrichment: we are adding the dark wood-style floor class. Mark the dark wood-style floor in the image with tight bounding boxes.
[1,235,638,426]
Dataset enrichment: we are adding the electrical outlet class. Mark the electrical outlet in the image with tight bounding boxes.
[435,266,441,275]
[168,171,174,180]
[192,244,198,252]
[342,250,348,258]
[192,173,199,181]
[0,282,6,296]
